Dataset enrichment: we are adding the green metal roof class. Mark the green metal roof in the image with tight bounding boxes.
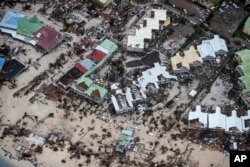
[100,39,118,53]
[236,49,250,64]
[239,76,250,93]
[119,133,130,147]
[76,75,93,86]
[85,83,107,98]
[17,15,44,38]
[122,129,133,136]
[238,64,250,76]
[83,39,117,77]
[244,16,250,29]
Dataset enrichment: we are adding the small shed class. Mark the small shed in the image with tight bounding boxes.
[189,89,197,98]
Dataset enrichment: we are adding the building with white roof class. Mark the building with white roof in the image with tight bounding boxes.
[189,106,250,133]
[127,36,144,51]
[209,35,228,53]
[197,35,228,60]
[111,89,134,114]
[137,62,177,94]
[125,8,169,52]
[197,42,216,59]
[241,110,250,131]
[208,107,226,129]
[188,105,208,128]
[226,110,243,132]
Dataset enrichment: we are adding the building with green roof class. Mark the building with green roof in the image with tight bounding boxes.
[71,76,107,104]
[116,128,134,153]
[17,15,44,38]
[243,16,250,35]
[236,48,250,107]
[83,39,118,77]
[237,64,250,76]
[86,83,108,102]
[235,49,250,64]
[239,76,250,93]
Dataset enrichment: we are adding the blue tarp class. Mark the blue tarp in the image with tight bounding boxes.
[0,57,5,71]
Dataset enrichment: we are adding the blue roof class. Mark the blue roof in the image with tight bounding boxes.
[0,12,25,30]
[0,57,6,71]
[80,59,96,70]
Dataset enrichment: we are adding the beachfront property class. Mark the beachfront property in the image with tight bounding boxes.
[111,83,147,114]
[0,11,62,52]
[56,39,117,104]
[197,35,228,61]
[17,15,44,38]
[171,46,203,73]
[243,16,250,35]
[234,49,250,107]
[57,72,108,104]
[74,39,118,77]
[111,62,175,114]
[111,88,135,114]
[124,8,170,52]
[71,76,108,104]
[33,25,63,53]
[116,128,134,153]
[136,62,177,95]
[57,67,83,94]
[111,63,176,114]
[188,105,250,133]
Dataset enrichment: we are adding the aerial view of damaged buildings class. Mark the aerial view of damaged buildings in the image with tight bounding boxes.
[1,0,250,165]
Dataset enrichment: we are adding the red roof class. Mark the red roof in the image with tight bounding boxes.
[34,25,60,52]
[74,62,87,73]
[86,50,106,63]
